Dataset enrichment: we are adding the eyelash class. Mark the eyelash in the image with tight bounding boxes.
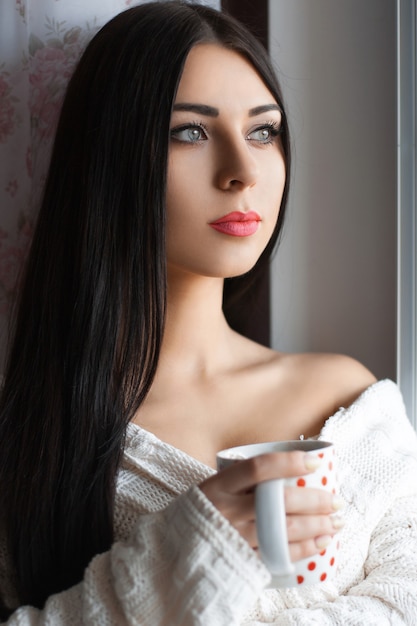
[169,119,283,144]
[248,121,283,144]
[170,121,209,143]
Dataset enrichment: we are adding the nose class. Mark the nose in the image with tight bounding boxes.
[214,135,259,191]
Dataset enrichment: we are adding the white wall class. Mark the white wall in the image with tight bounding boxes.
[269,0,397,381]
[397,0,417,426]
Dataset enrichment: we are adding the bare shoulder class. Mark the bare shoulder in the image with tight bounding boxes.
[278,351,377,415]
[229,333,378,439]
[234,333,376,412]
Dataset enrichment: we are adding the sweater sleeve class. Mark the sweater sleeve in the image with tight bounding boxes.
[245,493,417,626]
[1,486,270,626]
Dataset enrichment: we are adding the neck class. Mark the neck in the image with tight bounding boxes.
[159,268,233,379]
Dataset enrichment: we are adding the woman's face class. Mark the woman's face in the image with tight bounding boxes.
[166,44,286,280]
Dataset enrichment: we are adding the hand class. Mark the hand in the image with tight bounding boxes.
[199,451,344,562]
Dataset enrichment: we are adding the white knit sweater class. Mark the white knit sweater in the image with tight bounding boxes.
[1,379,417,624]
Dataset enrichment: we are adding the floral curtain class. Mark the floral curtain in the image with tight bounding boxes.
[0,0,219,370]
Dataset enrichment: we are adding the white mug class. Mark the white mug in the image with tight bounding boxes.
[216,440,339,587]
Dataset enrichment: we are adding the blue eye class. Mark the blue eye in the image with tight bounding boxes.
[171,124,208,143]
[247,123,282,144]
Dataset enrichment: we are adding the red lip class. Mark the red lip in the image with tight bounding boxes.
[210,211,261,224]
[209,211,261,237]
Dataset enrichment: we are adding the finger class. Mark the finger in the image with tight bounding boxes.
[284,487,345,515]
[200,490,255,524]
[233,520,258,549]
[213,451,319,494]
[286,513,345,542]
[289,535,337,563]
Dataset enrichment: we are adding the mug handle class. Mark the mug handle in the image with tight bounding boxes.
[256,479,295,576]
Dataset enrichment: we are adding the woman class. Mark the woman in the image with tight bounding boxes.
[0,2,416,624]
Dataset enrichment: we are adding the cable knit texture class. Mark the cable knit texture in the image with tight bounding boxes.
[0,379,416,624]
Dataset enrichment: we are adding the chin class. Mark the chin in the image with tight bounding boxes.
[210,261,260,279]
[224,257,263,278]
[167,248,264,280]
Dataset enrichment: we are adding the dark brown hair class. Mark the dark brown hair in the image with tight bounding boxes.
[0,1,290,614]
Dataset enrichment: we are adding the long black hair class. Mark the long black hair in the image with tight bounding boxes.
[0,0,291,613]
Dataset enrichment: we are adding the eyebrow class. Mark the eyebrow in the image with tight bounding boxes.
[173,103,219,117]
[248,104,282,116]
[172,103,282,117]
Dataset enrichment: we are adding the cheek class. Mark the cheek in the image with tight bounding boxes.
[260,156,286,215]
[166,158,198,218]
[166,162,182,211]
[274,153,286,198]
[165,167,203,252]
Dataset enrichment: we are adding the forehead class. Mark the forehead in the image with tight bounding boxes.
[175,43,276,108]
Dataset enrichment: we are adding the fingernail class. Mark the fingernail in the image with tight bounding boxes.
[315,534,332,549]
[330,513,345,529]
[304,454,321,471]
[331,495,346,511]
